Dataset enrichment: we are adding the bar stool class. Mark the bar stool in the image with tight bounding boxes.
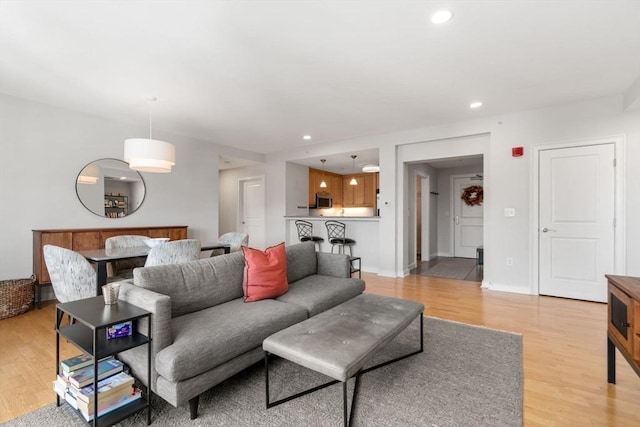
[295,220,324,251]
[325,220,356,256]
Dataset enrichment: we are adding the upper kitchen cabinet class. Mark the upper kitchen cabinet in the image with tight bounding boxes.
[343,173,378,207]
[330,174,343,206]
[308,168,343,207]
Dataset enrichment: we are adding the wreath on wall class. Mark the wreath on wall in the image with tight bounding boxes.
[461,185,483,206]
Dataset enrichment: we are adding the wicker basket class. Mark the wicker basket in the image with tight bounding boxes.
[0,275,36,320]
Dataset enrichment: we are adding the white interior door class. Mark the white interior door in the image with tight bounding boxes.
[538,144,615,302]
[453,176,483,258]
[240,178,265,249]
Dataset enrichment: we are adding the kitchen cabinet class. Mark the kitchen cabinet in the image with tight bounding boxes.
[343,173,378,208]
[330,174,343,207]
[308,169,377,208]
[308,168,343,207]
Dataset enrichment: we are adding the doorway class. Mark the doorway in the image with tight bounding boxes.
[408,155,484,280]
[238,177,265,249]
[452,174,484,258]
[537,143,616,302]
[415,174,430,263]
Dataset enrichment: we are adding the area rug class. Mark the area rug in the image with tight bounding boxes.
[419,257,478,280]
[2,317,522,427]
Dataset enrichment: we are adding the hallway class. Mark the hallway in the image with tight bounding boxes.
[411,256,483,282]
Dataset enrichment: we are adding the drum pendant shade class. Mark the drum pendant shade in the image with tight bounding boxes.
[124,138,175,173]
[124,97,175,173]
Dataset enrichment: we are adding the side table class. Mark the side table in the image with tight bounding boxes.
[349,256,361,279]
[56,296,152,426]
[606,275,640,383]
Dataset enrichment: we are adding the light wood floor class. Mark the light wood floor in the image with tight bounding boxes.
[1,273,639,425]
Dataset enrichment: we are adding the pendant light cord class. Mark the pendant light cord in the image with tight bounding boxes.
[148,97,157,140]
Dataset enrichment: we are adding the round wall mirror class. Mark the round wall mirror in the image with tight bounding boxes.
[76,158,146,218]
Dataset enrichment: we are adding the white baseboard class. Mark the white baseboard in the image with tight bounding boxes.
[376,269,400,277]
[481,280,532,295]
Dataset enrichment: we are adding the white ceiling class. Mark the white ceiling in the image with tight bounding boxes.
[1,1,639,160]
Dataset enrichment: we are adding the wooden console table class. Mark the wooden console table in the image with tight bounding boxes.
[606,274,640,383]
[33,226,188,307]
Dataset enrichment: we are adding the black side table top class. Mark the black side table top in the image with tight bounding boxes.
[57,296,150,329]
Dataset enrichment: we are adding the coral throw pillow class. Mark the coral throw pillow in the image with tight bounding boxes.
[242,243,288,302]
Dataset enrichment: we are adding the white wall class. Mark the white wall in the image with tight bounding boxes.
[0,94,221,282]
[15,91,635,300]
[392,97,639,293]
[259,95,639,295]
[285,162,309,216]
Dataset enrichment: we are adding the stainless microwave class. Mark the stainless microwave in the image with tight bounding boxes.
[316,193,333,208]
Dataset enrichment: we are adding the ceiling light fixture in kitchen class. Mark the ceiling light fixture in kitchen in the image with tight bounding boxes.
[349,155,358,185]
[319,159,327,188]
[362,164,380,173]
[431,10,453,24]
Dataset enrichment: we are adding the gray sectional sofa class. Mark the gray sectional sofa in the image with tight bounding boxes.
[117,241,365,419]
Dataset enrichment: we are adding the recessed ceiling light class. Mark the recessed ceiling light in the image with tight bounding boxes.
[470,101,483,109]
[119,176,127,180]
[303,135,312,140]
[431,10,453,24]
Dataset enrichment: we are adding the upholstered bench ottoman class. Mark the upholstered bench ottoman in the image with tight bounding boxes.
[263,293,424,426]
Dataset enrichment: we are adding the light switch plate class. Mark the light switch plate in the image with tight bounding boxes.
[504,208,516,217]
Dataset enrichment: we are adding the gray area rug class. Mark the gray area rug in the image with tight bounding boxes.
[3,317,522,427]
[420,258,478,280]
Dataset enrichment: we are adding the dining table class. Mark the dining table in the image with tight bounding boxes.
[78,243,231,295]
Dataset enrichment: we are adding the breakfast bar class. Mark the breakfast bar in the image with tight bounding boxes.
[284,216,379,274]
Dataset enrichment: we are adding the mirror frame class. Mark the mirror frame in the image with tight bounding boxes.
[76,158,146,218]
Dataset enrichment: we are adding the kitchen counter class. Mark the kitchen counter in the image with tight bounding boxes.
[284,217,380,273]
[284,215,380,221]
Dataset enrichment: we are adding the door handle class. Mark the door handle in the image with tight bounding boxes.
[541,227,556,232]
[454,216,459,225]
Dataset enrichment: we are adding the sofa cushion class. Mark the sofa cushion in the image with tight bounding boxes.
[275,274,365,316]
[133,252,245,318]
[286,241,317,283]
[242,243,288,302]
[155,298,307,382]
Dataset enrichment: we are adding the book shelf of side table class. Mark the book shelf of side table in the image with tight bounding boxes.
[56,296,152,427]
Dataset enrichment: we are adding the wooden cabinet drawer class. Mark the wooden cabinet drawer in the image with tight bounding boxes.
[608,284,634,355]
[72,231,102,250]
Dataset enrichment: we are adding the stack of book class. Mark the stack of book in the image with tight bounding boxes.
[53,354,142,421]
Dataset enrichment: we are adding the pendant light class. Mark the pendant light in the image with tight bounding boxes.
[124,97,176,173]
[77,163,100,184]
[349,155,358,185]
[319,159,327,188]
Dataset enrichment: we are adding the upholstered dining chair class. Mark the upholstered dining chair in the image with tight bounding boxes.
[217,232,249,253]
[43,245,99,303]
[295,220,324,251]
[144,239,201,267]
[105,235,148,279]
